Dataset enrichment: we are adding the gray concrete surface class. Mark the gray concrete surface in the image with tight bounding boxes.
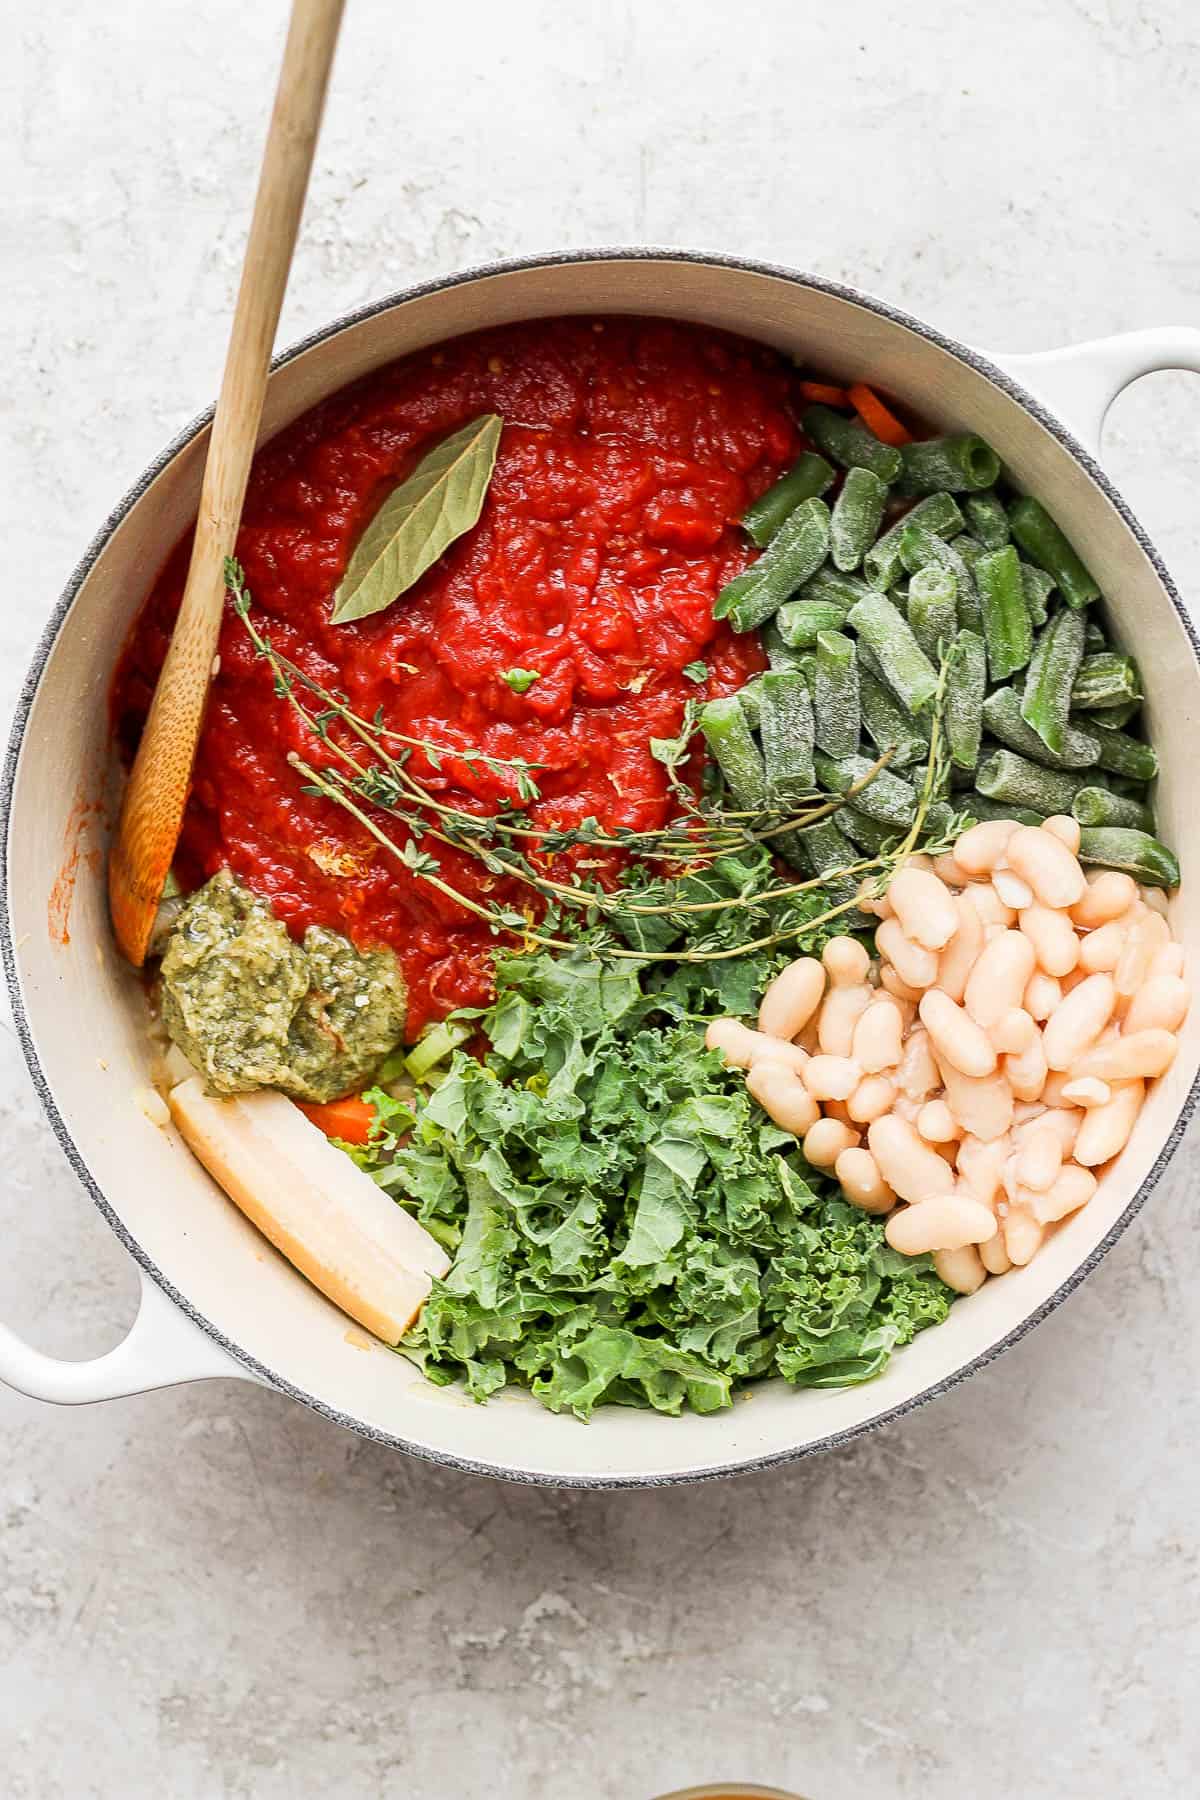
[3,2,1200,1794]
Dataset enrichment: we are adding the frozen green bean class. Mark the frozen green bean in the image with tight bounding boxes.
[976,748,1086,816]
[700,697,769,810]
[982,685,1101,770]
[1008,496,1101,609]
[964,491,1011,550]
[759,669,816,802]
[1071,786,1155,833]
[741,451,835,546]
[945,630,987,771]
[963,792,1047,827]
[760,616,807,671]
[736,675,767,731]
[788,818,863,907]
[863,492,964,589]
[976,545,1033,681]
[907,563,958,662]
[801,404,903,483]
[813,751,918,829]
[1089,699,1140,730]
[1071,652,1143,711]
[838,805,900,855]
[898,525,982,633]
[859,667,929,767]
[775,599,850,648]
[1020,562,1055,630]
[813,631,861,757]
[830,466,889,572]
[1084,618,1107,653]
[714,498,831,632]
[846,591,939,716]
[1021,608,1087,757]
[1077,827,1179,890]
[898,434,1001,494]
[1093,722,1159,782]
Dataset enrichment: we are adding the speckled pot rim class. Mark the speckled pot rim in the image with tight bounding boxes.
[3,247,1198,1489]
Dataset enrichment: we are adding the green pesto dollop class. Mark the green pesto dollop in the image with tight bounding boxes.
[159,870,407,1102]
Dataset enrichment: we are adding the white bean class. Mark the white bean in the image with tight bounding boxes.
[933,1052,1014,1142]
[1005,825,1087,909]
[868,1115,958,1203]
[979,1230,1013,1274]
[877,918,939,991]
[1114,909,1171,999]
[880,964,923,1006]
[803,1117,860,1168]
[746,1062,820,1135]
[893,1094,922,1124]
[1070,1028,1178,1083]
[1074,1079,1145,1166]
[1042,974,1116,1071]
[917,1098,961,1143]
[847,1074,896,1125]
[919,989,998,1077]
[1015,1106,1082,1157]
[1003,1207,1045,1266]
[1023,971,1062,1022]
[937,893,986,1004]
[1125,973,1190,1036]
[1031,1163,1098,1224]
[1042,814,1082,853]
[852,997,905,1072]
[991,1007,1036,1055]
[966,884,1016,932]
[835,1147,896,1214]
[886,1193,999,1254]
[954,819,1019,876]
[705,1018,761,1068]
[818,983,873,1057]
[1070,869,1139,929]
[1059,1076,1112,1109]
[1148,943,1186,980]
[956,1133,1010,1207]
[801,1055,862,1102]
[823,935,872,986]
[1005,1029,1048,1104]
[1077,919,1127,975]
[888,867,959,951]
[1015,1125,1062,1193]
[933,851,970,888]
[895,1025,941,1103]
[1019,904,1080,979]
[758,957,826,1040]
[933,1244,987,1294]
[857,879,893,920]
[964,930,1037,1031]
[992,868,1034,911]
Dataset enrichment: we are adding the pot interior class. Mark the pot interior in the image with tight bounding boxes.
[7,255,1198,1482]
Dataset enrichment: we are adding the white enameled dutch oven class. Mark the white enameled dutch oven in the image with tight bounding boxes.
[3,252,1200,1487]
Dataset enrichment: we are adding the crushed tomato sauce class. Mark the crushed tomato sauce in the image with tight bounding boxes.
[114,317,800,1035]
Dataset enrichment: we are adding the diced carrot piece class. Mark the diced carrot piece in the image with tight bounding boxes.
[797,380,851,406]
[848,383,912,447]
[295,1095,378,1146]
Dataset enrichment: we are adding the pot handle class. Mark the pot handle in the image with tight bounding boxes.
[988,327,1200,456]
[0,1267,255,1404]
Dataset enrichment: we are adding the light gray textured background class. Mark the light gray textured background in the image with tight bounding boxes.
[3,3,1199,1796]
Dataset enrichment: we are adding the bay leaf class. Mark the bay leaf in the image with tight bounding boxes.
[329,412,503,625]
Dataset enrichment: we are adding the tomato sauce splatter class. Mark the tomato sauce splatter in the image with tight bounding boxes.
[114,317,798,1033]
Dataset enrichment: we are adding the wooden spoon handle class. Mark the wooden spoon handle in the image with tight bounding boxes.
[109,0,344,965]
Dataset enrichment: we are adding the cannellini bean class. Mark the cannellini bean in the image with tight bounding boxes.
[1032,1162,1098,1224]
[888,867,959,951]
[801,1055,862,1102]
[1070,1029,1178,1083]
[803,1117,860,1168]
[992,868,1034,911]
[823,1097,856,1127]
[1000,1153,1022,1206]
[954,819,1019,876]
[1024,971,1062,1022]
[1077,919,1127,975]
[746,1062,820,1135]
[886,1192,999,1254]
[1148,943,1186,980]
[857,879,893,919]
[1060,1076,1111,1109]
[1074,1079,1145,1166]
[894,1025,941,1103]
[848,1074,896,1124]
[933,1244,987,1294]
[933,851,970,888]
[876,918,939,991]
[818,983,873,1057]
[979,1230,1013,1274]
[1006,1030,1048,1104]
[1042,974,1116,1071]
[920,989,998,1077]
[965,930,1037,1031]
[937,893,986,1004]
[917,1098,961,1143]
[868,1115,958,1203]
[1070,869,1139,929]
[1003,1207,1045,1266]
[1060,967,1088,994]
[1019,904,1080,979]
[893,1094,922,1124]
[852,997,905,1072]
[956,1134,1009,1207]
[1043,814,1082,853]
[1114,910,1170,999]
[758,957,826,1040]
[823,936,872,986]
[706,1019,810,1073]
[835,1146,896,1214]
[1006,825,1087,909]
[1012,1100,1046,1125]
[1125,973,1190,1035]
[966,883,1016,932]
[934,1053,1014,1142]
[1039,1069,1074,1108]
[880,964,923,1006]
[1015,1125,1062,1193]
[991,1007,1036,1055]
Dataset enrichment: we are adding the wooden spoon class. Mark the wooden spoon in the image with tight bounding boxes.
[109,0,345,965]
